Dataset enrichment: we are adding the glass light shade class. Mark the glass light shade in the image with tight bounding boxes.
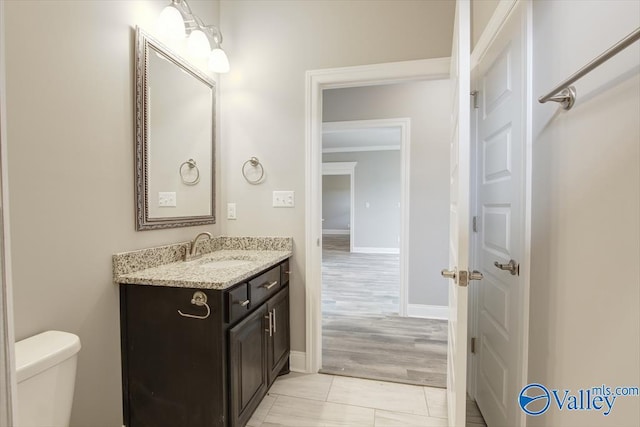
[187,29,212,59]
[156,6,185,40]
[208,48,230,73]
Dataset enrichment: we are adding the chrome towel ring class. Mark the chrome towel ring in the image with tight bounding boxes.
[179,159,200,185]
[242,156,265,185]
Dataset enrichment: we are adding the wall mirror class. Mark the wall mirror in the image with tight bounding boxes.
[135,27,216,230]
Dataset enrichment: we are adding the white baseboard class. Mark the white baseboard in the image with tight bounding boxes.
[322,229,350,235]
[352,247,400,254]
[289,351,307,373]
[407,304,449,320]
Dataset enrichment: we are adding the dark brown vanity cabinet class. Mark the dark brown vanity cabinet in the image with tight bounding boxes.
[228,286,290,427]
[120,259,290,427]
[228,304,268,427]
[267,288,289,384]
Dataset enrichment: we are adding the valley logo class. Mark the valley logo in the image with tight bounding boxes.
[519,383,639,416]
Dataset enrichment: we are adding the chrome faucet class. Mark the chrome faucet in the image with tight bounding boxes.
[185,232,212,261]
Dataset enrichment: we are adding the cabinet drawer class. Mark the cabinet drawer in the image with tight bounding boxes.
[249,265,281,307]
[226,283,249,323]
[280,260,290,286]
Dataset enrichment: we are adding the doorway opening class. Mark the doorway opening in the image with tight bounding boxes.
[316,82,450,388]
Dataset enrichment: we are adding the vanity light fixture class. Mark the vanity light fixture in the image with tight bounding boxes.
[157,0,230,73]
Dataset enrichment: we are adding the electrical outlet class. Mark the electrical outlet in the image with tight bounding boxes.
[227,203,237,220]
[158,192,176,207]
[273,191,295,208]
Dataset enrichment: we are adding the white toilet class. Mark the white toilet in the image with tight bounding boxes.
[15,330,81,427]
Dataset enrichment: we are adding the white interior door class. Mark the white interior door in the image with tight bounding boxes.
[474,2,527,426]
[445,1,472,426]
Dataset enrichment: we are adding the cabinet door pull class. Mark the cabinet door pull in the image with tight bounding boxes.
[272,309,277,334]
[236,299,250,307]
[262,281,278,290]
[265,312,273,337]
[178,291,211,320]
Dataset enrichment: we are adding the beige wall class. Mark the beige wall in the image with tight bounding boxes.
[471,0,500,48]
[530,1,640,425]
[4,1,220,425]
[322,82,452,307]
[219,0,455,353]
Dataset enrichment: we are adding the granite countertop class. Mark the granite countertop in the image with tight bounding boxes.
[113,237,292,290]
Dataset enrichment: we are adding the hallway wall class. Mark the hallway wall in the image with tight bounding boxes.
[323,150,401,252]
[322,175,350,232]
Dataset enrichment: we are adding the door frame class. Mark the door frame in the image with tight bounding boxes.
[467,2,531,426]
[305,58,450,373]
[321,161,357,252]
[0,0,17,423]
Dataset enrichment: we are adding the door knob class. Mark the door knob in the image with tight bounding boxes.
[442,268,483,286]
[441,269,457,280]
[494,259,519,276]
[469,270,484,281]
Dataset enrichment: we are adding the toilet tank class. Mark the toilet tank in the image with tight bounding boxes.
[15,331,81,427]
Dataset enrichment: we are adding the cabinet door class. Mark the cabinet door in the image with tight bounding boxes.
[121,285,225,427]
[229,304,268,427]
[267,288,290,384]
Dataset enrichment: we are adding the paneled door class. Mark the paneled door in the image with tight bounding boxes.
[443,1,474,426]
[474,2,527,426]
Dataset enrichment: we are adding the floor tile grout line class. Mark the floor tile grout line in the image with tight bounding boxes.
[423,387,432,417]
[324,395,430,418]
[272,389,430,419]
[261,393,279,424]
[325,374,335,402]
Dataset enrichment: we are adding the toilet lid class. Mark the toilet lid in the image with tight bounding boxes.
[15,330,81,382]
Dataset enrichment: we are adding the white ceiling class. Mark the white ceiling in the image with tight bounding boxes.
[322,126,401,152]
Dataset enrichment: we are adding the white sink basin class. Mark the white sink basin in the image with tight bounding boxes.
[199,259,254,269]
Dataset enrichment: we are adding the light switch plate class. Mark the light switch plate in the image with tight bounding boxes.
[273,191,295,207]
[158,192,176,207]
[227,203,237,220]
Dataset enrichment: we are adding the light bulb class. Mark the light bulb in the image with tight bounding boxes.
[208,48,230,73]
[187,30,212,59]
[156,6,185,41]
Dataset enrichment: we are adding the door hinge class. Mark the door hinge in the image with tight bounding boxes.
[472,216,478,233]
[471,337,476,354]
[470,90,479,109]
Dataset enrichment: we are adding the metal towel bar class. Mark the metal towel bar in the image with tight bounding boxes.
[539,27,640,110]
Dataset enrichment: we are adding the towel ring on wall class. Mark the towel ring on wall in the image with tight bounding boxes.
[242,157,265,185]
[179,159,200,185]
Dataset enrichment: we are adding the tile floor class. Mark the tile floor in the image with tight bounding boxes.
[247,372,487,427]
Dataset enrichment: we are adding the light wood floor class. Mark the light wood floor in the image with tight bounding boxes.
[321,235,448,388]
